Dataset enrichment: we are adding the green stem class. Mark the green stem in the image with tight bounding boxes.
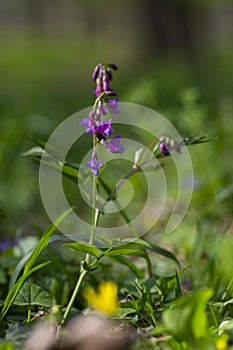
[104,154,162,204]
[62,119,100,325]
[61,267,88,325]
[208,304,218,328]
[26,306,31,323]
[86,133,99,263]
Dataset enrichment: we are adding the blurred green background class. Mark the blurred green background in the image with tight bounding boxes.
[0,0,233,240]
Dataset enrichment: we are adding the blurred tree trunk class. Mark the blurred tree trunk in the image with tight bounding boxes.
[137,0,197,57]
[136,0,233,58]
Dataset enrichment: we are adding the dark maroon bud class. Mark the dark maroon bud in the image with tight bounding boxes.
[105,90,117,96]
[97,133,106,142]
[106,70,113,81]
[108,63,118,71]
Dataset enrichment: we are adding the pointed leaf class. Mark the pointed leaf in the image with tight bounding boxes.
[33,157,80,183]
[65,242,100,258]
[26,135,61,160]
[119,238,179,266]
[23,207,73,275]
[22,147,49,158]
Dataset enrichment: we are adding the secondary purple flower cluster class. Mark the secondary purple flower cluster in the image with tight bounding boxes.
[81,63,124,176]
[0,239,19,253]
[159,136,182,156]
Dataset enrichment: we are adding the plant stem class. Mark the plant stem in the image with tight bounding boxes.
[61,268,88,325]
[26,306,31,323]
[208,304,218,328]
[86,133,99,263]
[62,122,100,325]
[104,154,162,205]
[105,166,139,203]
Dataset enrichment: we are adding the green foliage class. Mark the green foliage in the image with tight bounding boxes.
[65,242,100,258]
[0,208,72,321]
[163,289,213,343]
[13,282,53,308]
[1,30,233,349]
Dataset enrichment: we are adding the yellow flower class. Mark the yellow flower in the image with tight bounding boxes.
[216,334,229,350]
[84,282,119,316]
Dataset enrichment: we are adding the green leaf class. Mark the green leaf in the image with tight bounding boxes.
[0,208,72,321]
[219,319,233,332]
[0,268,7,284]
[22,146,49,157]
[133,148,144,167]
[115,308,137,318]
[13,282,53,307]
[0,343,13,350]
[25,135,62,160]
[65,242,100,258]
[163,289,213,343]
[49,234,108,248]
[0,261,51,321]
[23,207,73,275]
[9,251,31,289]
[33,157,80,183]
[103,247,148,258]
[99,240,152,275]
[24,135,80,182]
[62,164,79,180]
[5,322,30,346]
[103,246,152,275]
[119,238,180,266]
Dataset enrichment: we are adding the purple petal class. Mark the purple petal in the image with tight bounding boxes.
[106,99,120,115]
[106,136,125,154]
[80,118,89,126]
[86,127,96,134]
[97,120,113,136]
[115,144,125,153]
[103,79,111,92]
[87,156,103,176]
[160,142,170,155]
[92,64,101,81]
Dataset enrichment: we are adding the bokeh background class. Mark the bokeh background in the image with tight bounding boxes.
[0,0,233,241]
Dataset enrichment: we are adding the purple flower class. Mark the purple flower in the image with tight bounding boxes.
[80,111,96,134]
[0,239,18,253]
[97,120,113,137]
[92,64,101,81]
[106,99,120,115]
[159,136,181,156]
[81,63,123,175]
[80,118,89,126]
[159,142,170,156]
[87,152,103,176]
[93,79,101,96]
[92,63,117,97]
[96,100,107,118]
[106,136,125,153]
[81,118,113,138]
[103,77,111,92]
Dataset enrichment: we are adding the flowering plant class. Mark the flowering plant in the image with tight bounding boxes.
[0,63,221,350]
